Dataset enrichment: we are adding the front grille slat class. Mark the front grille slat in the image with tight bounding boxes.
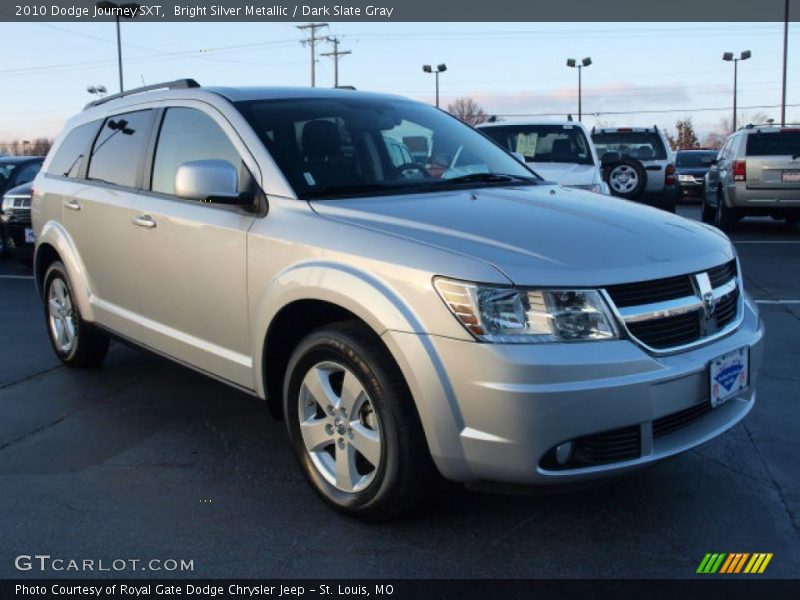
[606,260,740,351]
[653,402,712,438]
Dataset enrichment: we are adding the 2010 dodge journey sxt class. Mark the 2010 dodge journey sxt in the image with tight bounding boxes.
[32,80,764,519]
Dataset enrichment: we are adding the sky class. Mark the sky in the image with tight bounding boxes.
[1,21,798,142]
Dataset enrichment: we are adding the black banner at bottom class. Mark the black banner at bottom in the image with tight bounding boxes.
[3,579,799,600]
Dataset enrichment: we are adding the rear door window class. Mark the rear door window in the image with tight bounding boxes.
[88,110,154,188]
[47,121,102,178]
[746,130,800,156]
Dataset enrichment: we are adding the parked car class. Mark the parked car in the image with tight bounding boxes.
[32,80,763,519]
[1,181,34,262]
[0,156,43,256]
[591,126,678,211]
[703,124,800,231]
[477,120,609,195]
[675,149,718,200]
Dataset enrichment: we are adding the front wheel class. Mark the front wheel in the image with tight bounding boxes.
[283,322,435,520]
[44,261,109,367]
[714,190,738,233]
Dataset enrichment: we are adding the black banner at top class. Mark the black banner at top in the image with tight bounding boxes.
[4,0,800,22]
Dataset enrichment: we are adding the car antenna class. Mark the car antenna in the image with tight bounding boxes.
[567,114,573,121]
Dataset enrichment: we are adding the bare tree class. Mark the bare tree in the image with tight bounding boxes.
[669,117,700,150]
[446,97,488,126]
[0,137,53,156]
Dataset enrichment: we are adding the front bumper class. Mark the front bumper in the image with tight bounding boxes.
[384,295,764,485]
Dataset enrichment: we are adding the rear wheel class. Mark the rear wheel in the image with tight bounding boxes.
[44,261,109,367]
[283,322,435,520]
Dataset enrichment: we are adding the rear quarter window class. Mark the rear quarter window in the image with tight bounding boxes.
[746,130,800,156]
[47,121,102,178]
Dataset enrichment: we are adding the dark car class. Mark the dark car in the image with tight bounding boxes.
[0,156,43,257]
[1,181,34,262]
[675,149,718,201]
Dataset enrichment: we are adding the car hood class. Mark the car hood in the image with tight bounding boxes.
[527,162,599,186]
[310,184,733,286]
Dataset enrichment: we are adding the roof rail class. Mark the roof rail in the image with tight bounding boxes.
[83,78,201,110]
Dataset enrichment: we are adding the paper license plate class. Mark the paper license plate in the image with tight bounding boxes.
[709,347,749,408]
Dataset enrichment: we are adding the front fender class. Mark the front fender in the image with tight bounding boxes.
[251,260,425,399]
[35,220,96,323]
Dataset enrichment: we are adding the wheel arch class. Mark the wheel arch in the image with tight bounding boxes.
[34,221,95,322]
[252,261,424,416]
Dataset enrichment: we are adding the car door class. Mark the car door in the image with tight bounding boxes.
[63,110,156,339]
[131,105,259,388]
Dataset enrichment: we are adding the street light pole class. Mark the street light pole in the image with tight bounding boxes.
[723,50,751,132]
[422,64,447,108]
[96,2,141,93]
[781,0,790,126]
[566,57,592,121]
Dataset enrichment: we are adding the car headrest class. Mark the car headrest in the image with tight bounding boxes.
[551,139,572,156]
[302,120,342,160]
[637,146,655,160]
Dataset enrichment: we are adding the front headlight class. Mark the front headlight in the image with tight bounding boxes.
[568,183,603,194]
[678,174,695,182]
[434,277,620,343]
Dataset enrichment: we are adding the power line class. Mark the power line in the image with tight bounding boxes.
[321,37,352,87]
[478,102,800,119]
[297,23,329,87]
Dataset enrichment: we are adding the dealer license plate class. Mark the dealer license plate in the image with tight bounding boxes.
[782,170,800,183]
[709,347,749,408]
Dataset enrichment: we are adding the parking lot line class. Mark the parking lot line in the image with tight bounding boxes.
[734,240,800,244]
[0,275,34,280]
[755,300,800,305]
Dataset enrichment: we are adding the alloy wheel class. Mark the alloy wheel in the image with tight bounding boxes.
[297,361,382,493]
[48,278,77,354]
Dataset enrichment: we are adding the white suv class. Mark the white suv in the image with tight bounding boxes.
[478,120,609,195]
[32,81,763,519]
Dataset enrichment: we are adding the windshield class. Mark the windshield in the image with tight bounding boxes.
[235,96,538,199]
[746,130,800,156]
[591,131,668,161]
[676,151,717,167]
[480,124,594,165]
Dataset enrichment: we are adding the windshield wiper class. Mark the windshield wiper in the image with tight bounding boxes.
[436,172,538,185]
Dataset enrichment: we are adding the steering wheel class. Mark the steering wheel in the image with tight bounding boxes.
[395,162,430,179]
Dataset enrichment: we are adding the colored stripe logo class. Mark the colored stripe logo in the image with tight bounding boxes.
[697,553,773,574]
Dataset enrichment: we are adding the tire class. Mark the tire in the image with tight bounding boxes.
[714,189,738,233]
[283,321,435,520]
[43,261,109,368]
[701,195,716,224]
[604,159,647,199]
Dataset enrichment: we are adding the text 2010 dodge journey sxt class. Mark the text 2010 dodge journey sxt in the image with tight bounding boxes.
[32,80,764,519]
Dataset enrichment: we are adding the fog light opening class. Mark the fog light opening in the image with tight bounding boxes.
[555,441,574,465]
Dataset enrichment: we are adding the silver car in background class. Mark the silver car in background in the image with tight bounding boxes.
[32,81,764,520]
[703,124,800,231]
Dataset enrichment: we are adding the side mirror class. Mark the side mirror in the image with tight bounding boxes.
[600,151,622,165]
[511,152,526,164]
[175,160,249,205]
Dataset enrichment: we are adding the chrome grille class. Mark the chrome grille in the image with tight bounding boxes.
[605,260,742,352]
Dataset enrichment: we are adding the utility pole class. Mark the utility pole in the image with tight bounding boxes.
[321,37,351,87]
[297,23,329,87]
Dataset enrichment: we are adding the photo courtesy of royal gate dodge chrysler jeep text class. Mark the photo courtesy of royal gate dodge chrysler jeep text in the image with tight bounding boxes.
[31,80,764,520]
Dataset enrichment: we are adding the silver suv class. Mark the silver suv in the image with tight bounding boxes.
[591,126,678,211]
[703,124,800,231]
[32,81,764,519]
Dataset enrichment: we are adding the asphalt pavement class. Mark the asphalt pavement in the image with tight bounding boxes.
[1,205,798,579]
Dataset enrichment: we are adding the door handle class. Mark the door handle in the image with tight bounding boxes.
[131,215,157,229]
[64,199,81,211]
